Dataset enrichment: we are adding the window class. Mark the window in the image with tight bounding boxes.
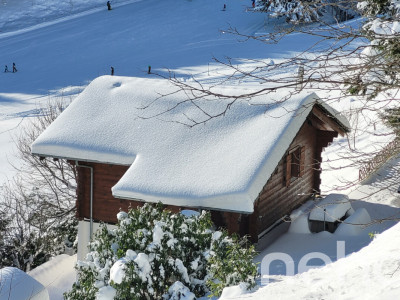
[284,146,305,187]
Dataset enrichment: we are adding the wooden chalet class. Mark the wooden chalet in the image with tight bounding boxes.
[31,76,349,257]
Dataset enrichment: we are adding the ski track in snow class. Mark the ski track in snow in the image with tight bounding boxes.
[0,0,144,40]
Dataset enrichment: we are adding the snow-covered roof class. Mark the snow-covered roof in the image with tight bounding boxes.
[32,76,349,213]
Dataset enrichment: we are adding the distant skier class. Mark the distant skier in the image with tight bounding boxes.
[4,65,8,73]
[223,4,226,10]
[12,62,17,73]
[252,0,255,8]
[107,1,112,10]
[111,66,114,76]
[148,65,151,74]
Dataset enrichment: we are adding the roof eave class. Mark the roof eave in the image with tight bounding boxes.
[314,102,351,135]
[111,189,254,214]
[30,150,131,166]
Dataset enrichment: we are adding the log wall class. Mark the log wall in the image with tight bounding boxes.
[252,121,318,238]
[75,162,181,223]
[75,162,134,223]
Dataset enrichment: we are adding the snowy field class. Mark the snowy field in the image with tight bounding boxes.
[1,0,400,299]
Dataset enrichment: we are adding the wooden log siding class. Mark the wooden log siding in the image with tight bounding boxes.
[75,162,135,223]
[252,121,338,239]
[75,162,184,223]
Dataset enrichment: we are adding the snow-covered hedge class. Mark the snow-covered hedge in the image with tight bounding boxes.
[347,0,400,98]
[64,203,257,300]
[255,0,321,23]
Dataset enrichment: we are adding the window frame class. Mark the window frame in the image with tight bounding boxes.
[284,145,305,187]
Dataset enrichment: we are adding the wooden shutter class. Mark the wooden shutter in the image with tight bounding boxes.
[300,146,305,177]
[285,152,291,187]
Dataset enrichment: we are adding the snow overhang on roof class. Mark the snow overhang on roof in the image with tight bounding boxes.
[32,76,349,213]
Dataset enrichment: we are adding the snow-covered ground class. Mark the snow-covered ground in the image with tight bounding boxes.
[222,212,400,300]
[0,0,139,35]
[1,0,400,299]
[27,254,76,300]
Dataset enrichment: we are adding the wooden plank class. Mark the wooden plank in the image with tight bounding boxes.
[312,106,347,136]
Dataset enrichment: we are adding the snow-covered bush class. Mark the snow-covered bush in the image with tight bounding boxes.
[255,0,322,23]
[255,0,358,24]
[345,0,400,98]
[0,99,77,271]
[0,207,77,272]
[64,203,258,300]
[380,106,400,137]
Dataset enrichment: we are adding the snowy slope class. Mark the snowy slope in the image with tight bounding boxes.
[223,221,400,300]
[1,1,400,299]
[0,0,272,96]
[0,0,133,34]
